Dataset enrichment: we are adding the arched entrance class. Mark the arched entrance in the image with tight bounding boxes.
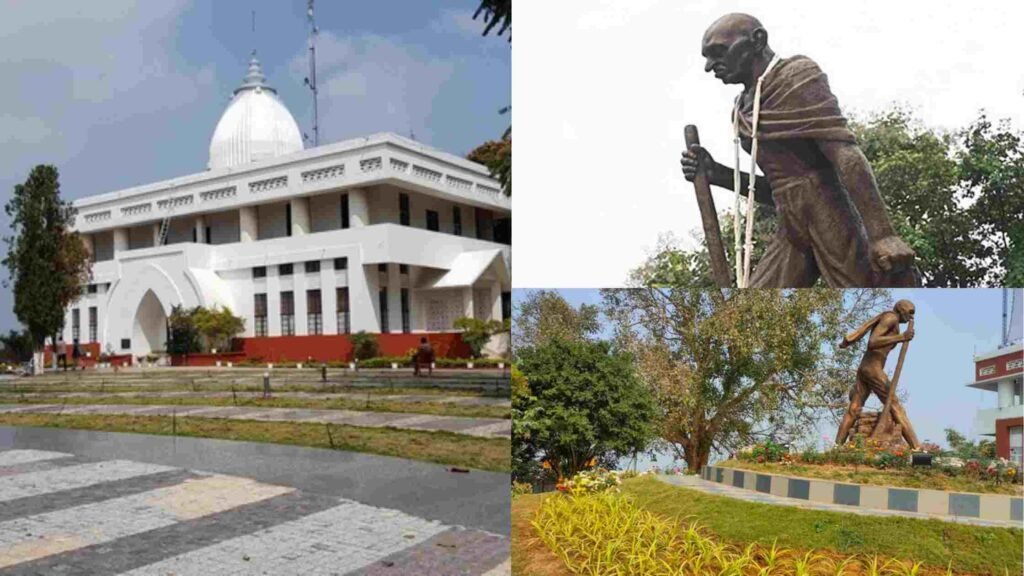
[132,289,168,358]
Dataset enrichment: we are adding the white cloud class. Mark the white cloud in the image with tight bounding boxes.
[289,32,454,143]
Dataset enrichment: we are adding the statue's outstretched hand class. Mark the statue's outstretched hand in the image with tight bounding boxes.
[869,236,915,274]
[680,144,715,183]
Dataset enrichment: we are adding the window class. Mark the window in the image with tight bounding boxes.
[88,307,97,343]
[254,294,268,337]
[72,309,80,342]
[307,290,322,335]
[337,287,350,334]
[502,292,512,321]
[334,257,348,270]
[205,226,212,244]
[426,210,439,232]
[87,284,97,294]
[286,203,293,236]
[378,263,387,272]
[379,289,389,333]
[280,291,295,336]
[401,288,410,333]
[279,263,293,276]
[305,261,320,274]
[340,194,350,229]
[121,338,131,350]
[453,206,462,236]
[399,193,410,226]
[253,266,267,279]
[192,228,197,243]
[399,264,409,275]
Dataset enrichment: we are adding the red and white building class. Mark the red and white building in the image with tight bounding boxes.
[59,55,511,365]
[968,290,1024,465]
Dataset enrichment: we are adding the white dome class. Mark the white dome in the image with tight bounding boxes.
[208,54,304,170]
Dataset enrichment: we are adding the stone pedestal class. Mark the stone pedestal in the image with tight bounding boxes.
[853,409,906,447]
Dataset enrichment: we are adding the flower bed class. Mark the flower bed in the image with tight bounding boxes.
[736,437,1021,490]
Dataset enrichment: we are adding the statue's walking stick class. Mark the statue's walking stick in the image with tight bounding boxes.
[871,318,913,440]
[684,125,731,288]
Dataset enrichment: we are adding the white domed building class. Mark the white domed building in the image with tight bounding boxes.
[60,55,511,364]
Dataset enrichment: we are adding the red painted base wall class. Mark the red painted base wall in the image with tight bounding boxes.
[995,417,1023,459]
[234,333,471,363]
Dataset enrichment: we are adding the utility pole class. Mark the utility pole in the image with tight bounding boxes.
[304,0,320,147]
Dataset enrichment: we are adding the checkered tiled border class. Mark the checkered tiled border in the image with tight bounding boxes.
[701,466,1023,522]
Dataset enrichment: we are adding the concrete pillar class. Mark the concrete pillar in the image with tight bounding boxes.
[998,379,1014,409]
[294,266,308,335]
[152,223,161,246]
[267,267,281,337]
[491,281,503,323]
[348,188,369,228]
[239,206,258,242]
[463,288,474,321]
[387,264,403,333]
[349,263,380,333]
[290,197,310,236]
[194,215,206,244]
[322,264,338,334]
[112,228,128,256]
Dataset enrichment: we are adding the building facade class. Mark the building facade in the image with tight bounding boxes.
[968,343,1024,465]
[61,56,511,362]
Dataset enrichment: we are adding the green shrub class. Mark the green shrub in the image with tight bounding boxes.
[350,331,379,360]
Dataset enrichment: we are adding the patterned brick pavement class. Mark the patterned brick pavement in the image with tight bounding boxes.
[0,448,509,575]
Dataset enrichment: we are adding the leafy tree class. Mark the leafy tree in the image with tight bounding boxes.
[3,165,91,372]
[955,113,1024,287]
[602,287,889,472]
[453,317,505,358]
[192,306,245,352]
[350,331,379,360]
[510,365,541,482]
[473,0,510,41]
[512,289,600,353]
[515,338,658,482]
[0,329,35,362]
[944,427,997,460]
[634,109,1023,287]
[167,306,201,355]
[467,131,511,197]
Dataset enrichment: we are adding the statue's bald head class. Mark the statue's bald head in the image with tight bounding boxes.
[703,13,765,46]
[701,13,771,86]
[893,299,916,322]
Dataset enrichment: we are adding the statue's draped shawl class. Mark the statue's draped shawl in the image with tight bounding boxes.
[843,311,893,346]
[734,55,857,143]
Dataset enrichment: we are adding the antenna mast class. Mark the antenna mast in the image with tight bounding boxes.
[1003,288,1009,347]
[305,0,320,146]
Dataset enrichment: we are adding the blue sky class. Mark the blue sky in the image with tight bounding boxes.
[513,288,1021,449]
[0,0,509,332]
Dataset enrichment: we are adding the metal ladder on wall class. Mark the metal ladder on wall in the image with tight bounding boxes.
[158,216,171,246]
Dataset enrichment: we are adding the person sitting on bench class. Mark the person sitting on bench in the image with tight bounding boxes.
[413,337,435,377]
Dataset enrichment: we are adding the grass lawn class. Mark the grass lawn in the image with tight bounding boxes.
[0,393,509,420]
[622,475,1022,575]
[512,494,572,576]
[1,382,500,397]
[718,459,1023,496]
[0,413,510,472]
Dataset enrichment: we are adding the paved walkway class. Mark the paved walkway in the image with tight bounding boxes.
[657,474,1022,529]
[0,390,511,408]
[0,403,511,439]
[0,445,509,574]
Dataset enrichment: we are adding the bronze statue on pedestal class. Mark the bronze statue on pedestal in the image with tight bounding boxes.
[835,299,921,448]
